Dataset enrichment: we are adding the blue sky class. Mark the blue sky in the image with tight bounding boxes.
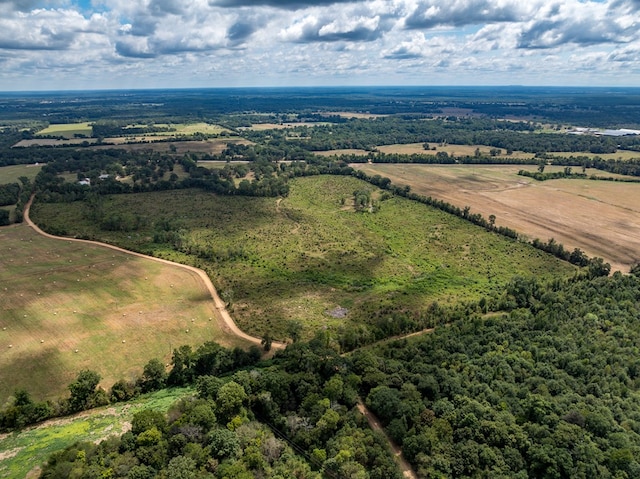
[0,0,638,90]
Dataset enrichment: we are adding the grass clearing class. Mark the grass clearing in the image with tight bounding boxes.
[0,164,43,184]
[35,123,93,139]
[0,387,193,479]
[30,176,575,341]
[352,163,640,272]
[0,223,251,404]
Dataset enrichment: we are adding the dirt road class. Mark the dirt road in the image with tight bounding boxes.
[357,400,419,479]
[23,196,285,351]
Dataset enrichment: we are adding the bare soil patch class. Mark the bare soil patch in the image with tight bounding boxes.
[353,164,640,272]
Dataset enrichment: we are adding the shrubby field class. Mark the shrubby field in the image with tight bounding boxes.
[30,175,575,343]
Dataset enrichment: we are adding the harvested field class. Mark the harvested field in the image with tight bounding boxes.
[352,163,640,272]
[0,223,250,403]
[13,138,97,147]
[89,138,251,154]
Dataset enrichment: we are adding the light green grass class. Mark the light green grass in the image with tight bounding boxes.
[31,176,576,341]
[0,223,250,404]
[0,387,193,479]
[0,164,43,184]
[35,123,93,139]
[127,122,229,137]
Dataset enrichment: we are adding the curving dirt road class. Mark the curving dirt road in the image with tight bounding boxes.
[23,196,285,351]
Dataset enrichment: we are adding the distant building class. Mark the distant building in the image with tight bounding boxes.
[78,178,91,186]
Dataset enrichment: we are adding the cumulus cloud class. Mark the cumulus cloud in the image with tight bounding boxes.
[404,0,528,29]
[1,0,640,89]
[209,0,356,9]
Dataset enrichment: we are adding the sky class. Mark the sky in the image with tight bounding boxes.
[0,0,638,91]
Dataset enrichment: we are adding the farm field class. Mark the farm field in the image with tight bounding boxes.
[313,143,534,159]
[0,223,250,403]
[91,138,251,154]
[30,175,575,341]
[0,387,192,479]
[352,163,640,272]
[0,164,43,183]
[35,122,92,139]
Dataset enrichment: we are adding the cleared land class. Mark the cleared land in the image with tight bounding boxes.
[0,164,43,183]
[0,222,251,404]
[352,163,640,272]
[35,123,93,139]
[91,138,251,154]
[30,176,575,341]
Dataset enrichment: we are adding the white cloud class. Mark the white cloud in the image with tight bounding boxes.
[0,0,639,89]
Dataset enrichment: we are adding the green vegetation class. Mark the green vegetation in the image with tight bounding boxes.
[31,175,575,343]
[0,164,43,184]
[0,387,192,479]
[353,273,640,478]
[1,88,639,478]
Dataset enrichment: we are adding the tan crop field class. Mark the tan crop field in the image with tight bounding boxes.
[89,138,252,154]
[352,163,640,273]
[0,223,250,403]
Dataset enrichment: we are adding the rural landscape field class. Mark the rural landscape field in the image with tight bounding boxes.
[352,163,640,272]
[1,86,640,478]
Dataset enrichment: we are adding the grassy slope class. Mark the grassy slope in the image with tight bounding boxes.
[0,223,249,403]
[0,387,192,479]
[0,164,43,184]
[30,175,575,341]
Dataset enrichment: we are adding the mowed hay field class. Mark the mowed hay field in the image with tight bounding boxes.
[0,224,249,403]
[352,164,640,272]
[30,176,575,341]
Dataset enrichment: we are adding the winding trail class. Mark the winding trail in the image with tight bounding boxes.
[23,196,285,351]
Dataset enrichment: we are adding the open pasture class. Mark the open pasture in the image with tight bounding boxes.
[30,176,574,341]
[352,163,640,272]
[0,164,43,184]
[35,123,93,139]
[0,223,249,403]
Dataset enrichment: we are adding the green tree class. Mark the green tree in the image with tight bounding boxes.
[140,358,167,392]
[261,332,273,352]
[216,381,247,422]
[68,370,101,412]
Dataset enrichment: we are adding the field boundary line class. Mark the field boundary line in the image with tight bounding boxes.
[23,195,285,351]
